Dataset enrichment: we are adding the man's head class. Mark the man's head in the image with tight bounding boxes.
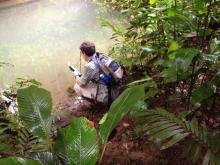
[80,41,96,57]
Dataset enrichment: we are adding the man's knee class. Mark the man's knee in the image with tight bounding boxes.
[74,83,82,95]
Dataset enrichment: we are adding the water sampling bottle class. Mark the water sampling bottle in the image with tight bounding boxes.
[100,74,111,87]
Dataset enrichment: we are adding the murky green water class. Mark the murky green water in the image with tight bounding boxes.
[0,0,112,105]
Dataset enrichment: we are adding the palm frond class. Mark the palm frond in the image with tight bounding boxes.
[135,108,220,164]
[0,108,46,157]
[55,117,99,165]
[0,157,42,165]
[17,85,52,142]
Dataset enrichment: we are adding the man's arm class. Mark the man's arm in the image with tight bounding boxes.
[75,76,85,87]
[75,64,96,87]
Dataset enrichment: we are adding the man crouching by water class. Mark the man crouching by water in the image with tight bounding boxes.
[74,41,108,105]
[54,41,124,127]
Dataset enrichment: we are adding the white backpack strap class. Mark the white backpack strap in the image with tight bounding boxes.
[96,53,112,76]
[101,54,123,80]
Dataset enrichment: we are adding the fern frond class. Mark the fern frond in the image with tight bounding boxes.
[135,108,220,164]
[0,109,46,157]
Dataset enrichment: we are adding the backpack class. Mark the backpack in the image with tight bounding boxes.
[95,52,124,86]
[93,52,125,105]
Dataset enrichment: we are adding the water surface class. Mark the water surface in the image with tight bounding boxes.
[0,0,112,105]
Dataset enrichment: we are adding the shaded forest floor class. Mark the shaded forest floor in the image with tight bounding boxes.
[57,97,158,165]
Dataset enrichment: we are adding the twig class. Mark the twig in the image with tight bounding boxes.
[98,143,108,165]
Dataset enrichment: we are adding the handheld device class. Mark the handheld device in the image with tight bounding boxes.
[68,64,82,77]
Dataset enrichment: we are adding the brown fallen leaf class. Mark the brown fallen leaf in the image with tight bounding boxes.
[87,120,94,128]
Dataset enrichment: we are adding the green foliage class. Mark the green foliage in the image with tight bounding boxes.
[17,85,52,141]
[94,0,220,68]
[93,1,220,163]
[29,151,56,165]
[1,0,220,164]
[191,83,216,105]
[4,78,42,96]
[210,38,220,54]
[1,86,102,165]
[149,0,156,5]
[135,108,220,164]
[55,117,99,165]
[99,83,146,143]
[193,0,208,16]
[156,48,201,83]
[0,157,43,165]
[0,109,43,157]
[94,0,220,164]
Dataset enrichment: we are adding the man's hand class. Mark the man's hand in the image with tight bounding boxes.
[75,76,84,87]
[68,64,82,77]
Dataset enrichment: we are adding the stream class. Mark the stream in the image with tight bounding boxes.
[0,0,112,105]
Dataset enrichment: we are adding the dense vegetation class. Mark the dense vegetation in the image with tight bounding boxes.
[96,0,220,164]
[0,0,220,164]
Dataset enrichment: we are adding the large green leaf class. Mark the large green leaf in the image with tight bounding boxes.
[174,48,200,70]
[168,40,180,54]
[55,117,99,165]
[99,84,145,143]
[160,48,200,83]
[0,157,42,165]
[166,14,194,30]
[17,85,52,141]
[190,84,216,104]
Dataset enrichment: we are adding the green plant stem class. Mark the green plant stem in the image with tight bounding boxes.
[210,88,219,111]
[196,18,201,43]
[187,59,197,110]
[200,0,213,49]
[161,21,167,47]
[173,0,177,40]
[98,143,108,165]
[173,24,176,40]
